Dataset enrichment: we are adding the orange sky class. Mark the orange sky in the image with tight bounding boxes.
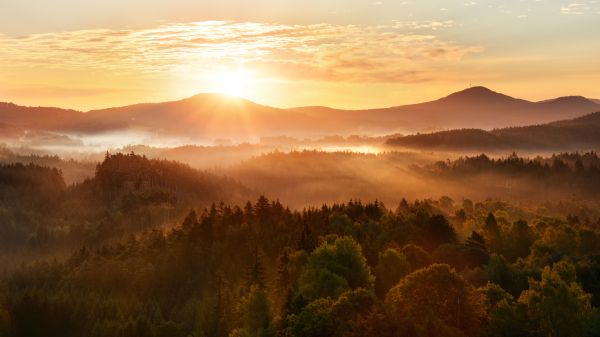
[0,1,599,110]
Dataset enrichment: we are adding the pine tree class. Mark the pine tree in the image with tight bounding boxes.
[247,246,266,289]
[298,222,317,253]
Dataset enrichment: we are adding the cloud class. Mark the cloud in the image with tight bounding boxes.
[561,3,588,14]
[393,20,455,30]
[0,20,482,84]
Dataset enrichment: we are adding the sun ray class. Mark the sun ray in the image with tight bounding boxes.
[211,68,253,97]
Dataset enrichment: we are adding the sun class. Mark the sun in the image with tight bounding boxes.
[212,69,253,97]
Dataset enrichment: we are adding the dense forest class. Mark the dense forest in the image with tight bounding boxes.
[0,146,96,185]
[0,153,249,259]
[386,111,600,151]
[422,152,600,197]
[1,152,600,336]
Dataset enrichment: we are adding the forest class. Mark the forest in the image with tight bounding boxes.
[3,1,600,335]
[1,152,600,336]
[422,152,600,198]
[385,111,600,151]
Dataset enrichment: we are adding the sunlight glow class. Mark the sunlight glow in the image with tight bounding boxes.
[212,69,254,97]
[318,145,383,154]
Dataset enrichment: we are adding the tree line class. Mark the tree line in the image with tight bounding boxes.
[2,193,600,336]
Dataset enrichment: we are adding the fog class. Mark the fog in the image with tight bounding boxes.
[221,150,600,208]
[4,139,596,211]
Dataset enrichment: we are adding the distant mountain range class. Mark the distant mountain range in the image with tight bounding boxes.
[290,87,600,133]
[385,111,600,151]
[1,87,599,140]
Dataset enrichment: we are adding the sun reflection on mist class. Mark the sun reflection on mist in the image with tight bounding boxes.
[317,145,382,154]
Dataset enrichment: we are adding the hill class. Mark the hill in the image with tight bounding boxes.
[0,102,83,131]
[386,111,600,151]
[0,152,252,252]
[1,88,599,142]
[0,95,319,138]
[84,93,320,137]
[293,87,600,132]
[0,147,95,184]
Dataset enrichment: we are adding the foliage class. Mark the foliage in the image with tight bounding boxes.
[385,264,486,337]
[298,236,374,301]
[1,152,600,336]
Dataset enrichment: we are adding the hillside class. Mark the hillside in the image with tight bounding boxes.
[0,102,83,131]
[292,86,600,132]
[386,111,600,151]
[84,93,319,137]
[0,147,95,184]
[1,87,598,142]
[0,152,252,252]
[0,95,318,138]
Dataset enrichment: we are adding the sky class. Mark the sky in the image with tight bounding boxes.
[0,0,599,110]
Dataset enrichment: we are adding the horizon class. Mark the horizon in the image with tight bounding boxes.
[2,85,599,112]
[1,1,600,110]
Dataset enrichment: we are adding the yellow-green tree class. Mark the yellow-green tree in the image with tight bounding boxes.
[298,236,374,301]
[374,248,410,298]
[519,261,595,337]
[230,286,273,337]
[385,264,486,337]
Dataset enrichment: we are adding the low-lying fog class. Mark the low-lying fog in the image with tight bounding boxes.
[3,135,598,210]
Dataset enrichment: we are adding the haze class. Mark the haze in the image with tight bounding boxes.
[3,3,600,337]
[1,0,599,110]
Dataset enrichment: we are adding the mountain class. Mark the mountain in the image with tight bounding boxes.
[1,87,599,140]
[84,93,316,137]
[291,86,600,132]
[536,96,599,111]
[0,94,327,139]
[385,111,600,151]
[0,102,85,131]
[438,86,528,105]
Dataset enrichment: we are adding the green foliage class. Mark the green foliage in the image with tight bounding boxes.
[401,243,432,271]
[485,254,531,297]
[291,288,375,337]
[0,163,65,249]
[373,248,410,298]
[505,220,534,262]
[298,236,374,300]
[0,158,600,337]
[482,283,530,337]
[418,214,458,251]
[519,261,595,337]
[385,264,486,337]
[232,286,273,337]
[0,153,252,255]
